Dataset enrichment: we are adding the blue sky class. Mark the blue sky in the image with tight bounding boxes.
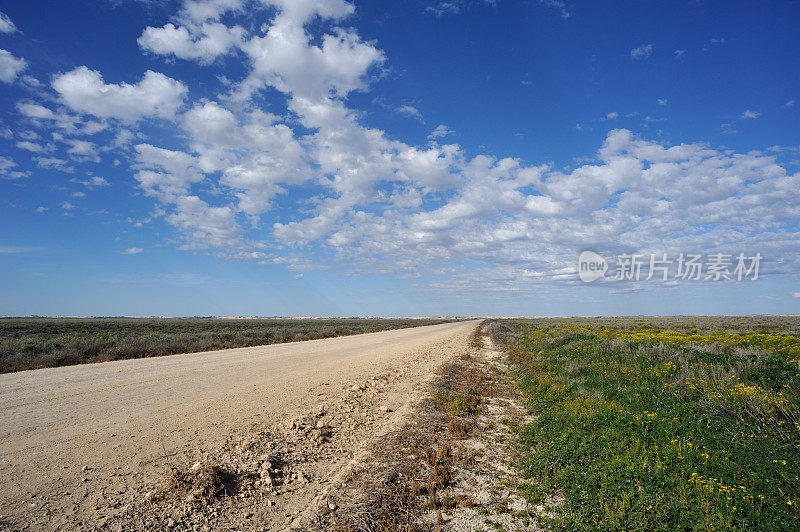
[0,0,798,317]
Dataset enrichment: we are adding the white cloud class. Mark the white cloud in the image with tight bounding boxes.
[793,292,800,298]
[52,67,188,122]
[121,247,144,255]
[234,1,384,101]
[674,49,685,59]
[428,124,454,139]
[138,22,245,63]
[0,155,29,179]
[0,12,16,34]
[70,176,110,188]
[33,0,797,293]
[398,105,423,121]
[657,98,667,106]
[16,140,47,153]
[61,201,75,210]
[426,2,462,16]
[66,139,101,162]
[35,206,48,213]
[781,100,795,109]
[605,111,619,120]
[630,44,653,60]
[0,49,27,83]
[35,156,74,173]
[740,109,761,119]
[539,0,571,19]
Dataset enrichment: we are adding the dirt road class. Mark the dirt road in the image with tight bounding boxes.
[0,320,479,529]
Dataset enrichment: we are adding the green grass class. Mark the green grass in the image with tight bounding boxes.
[0,317,455,373]
[493,318,800,530]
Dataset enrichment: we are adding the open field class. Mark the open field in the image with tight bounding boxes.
[487,316,800,530]
[0,317,455,374]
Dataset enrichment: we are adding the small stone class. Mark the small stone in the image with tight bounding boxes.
[379,406,391,413]
[166,518,176,528]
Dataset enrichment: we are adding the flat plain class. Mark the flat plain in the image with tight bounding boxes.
[0,317,455,373]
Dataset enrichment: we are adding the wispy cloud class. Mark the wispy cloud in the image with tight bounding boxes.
[425,1,462,16]
[121,247,144,255]
[428,124,454,139]
[0,246,42,255]
[397,105,423,121]
[539,0,571,19]
[0,12,17,34]
[631,44,653,60]
[740,109,761,119]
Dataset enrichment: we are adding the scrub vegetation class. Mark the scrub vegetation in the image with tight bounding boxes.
[0,317,455,374]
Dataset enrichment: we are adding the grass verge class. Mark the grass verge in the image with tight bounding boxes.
[488,318,799,530]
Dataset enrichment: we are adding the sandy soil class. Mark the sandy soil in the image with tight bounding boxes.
[0,320,480,530]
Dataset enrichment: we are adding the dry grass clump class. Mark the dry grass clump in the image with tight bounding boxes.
[482,320,518,346]
[151,461,236,509]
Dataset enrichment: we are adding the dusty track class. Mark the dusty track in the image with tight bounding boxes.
[0,320,479,529]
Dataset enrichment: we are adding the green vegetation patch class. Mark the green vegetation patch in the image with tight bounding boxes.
[502,321,799,530]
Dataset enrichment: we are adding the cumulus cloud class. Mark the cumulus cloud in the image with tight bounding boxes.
[0,49,27,83]
[52,67,188,122]
[138,22,245,63]
[630,44,653,60]
[12,0,799,293]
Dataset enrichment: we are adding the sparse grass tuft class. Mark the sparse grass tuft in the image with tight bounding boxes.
[151,461,236,509]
